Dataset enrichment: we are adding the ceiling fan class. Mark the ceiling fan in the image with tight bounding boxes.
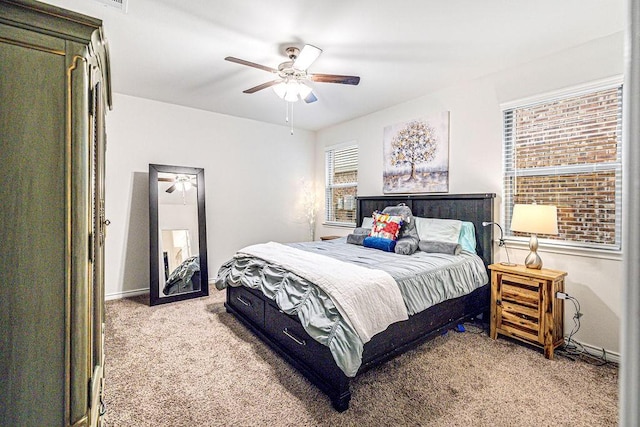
[158,175,197,194]
[225,44,360,103]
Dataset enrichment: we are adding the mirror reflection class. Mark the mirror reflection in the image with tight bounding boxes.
[161,229,200,295]
[149,165,208,305]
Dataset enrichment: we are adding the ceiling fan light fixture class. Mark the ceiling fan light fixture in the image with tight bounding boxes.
[284,90,299,102]
[273,80,313,103]
[272,81,287,99]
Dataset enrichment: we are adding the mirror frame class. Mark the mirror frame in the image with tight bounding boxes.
[149,164,208,306]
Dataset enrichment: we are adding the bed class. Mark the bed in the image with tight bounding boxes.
[163,255,201,295]
[216,193,495,411]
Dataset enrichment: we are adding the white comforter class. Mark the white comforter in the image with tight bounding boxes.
[238,241,409,342]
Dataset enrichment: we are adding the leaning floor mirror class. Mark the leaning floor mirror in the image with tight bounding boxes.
[149,164,208,306]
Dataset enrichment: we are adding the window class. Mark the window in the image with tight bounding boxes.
[503,81,623,250]
[325,143,358,226]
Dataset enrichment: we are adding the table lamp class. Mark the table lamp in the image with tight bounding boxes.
[510,204,558,269]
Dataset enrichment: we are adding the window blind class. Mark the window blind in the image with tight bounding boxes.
[325,143,358,225]
[503,84,623,250]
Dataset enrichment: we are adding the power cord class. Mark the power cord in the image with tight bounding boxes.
[555,292,609,366]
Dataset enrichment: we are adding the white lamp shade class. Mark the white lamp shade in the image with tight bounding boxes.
[284,81,300,102]
[510,204,558,235]
[272,82,287,99]
[272,79,313,103]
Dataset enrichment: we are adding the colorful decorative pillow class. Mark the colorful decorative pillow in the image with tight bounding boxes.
[363,236,397,252]
[369,213,404,241]
[382,204,418,241]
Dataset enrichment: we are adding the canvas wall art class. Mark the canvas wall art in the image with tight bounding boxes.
[383,112,450,193]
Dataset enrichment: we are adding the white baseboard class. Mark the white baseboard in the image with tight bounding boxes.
[566,338,620,364]
[105,288,149,301]
[106,283,218,301]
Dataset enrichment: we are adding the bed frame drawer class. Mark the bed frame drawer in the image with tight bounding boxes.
[227,286,265,328]
[263,303,337,373]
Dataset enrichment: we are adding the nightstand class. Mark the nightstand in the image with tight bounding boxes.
[488,263,567,359]
[320,235,342,241]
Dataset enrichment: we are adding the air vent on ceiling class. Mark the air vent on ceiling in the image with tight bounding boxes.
[94,0,128,13]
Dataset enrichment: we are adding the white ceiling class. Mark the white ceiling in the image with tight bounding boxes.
[42,0,624,131]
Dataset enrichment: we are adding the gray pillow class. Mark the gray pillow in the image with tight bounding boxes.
[419,240,462,255]
[353,227,371,236]
[346,234,366,245]
[382,204,419,241]
[382,204,419,255]
[394,235,419,255]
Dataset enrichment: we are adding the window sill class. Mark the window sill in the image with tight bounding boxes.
[503,237,622,262]
[323,222,356,228]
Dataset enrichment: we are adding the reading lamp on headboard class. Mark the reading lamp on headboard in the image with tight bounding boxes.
[482,221,516,266]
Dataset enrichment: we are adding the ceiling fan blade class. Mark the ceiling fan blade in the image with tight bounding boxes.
[293,44,322,70]
[158,177,174,182]
[310,74,360,85]
[166,184,177,193]
[303,92,318,103]
[224,56,278,73]
[243,80,282,94]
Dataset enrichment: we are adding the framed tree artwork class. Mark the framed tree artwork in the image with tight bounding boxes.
[383,112,450,193]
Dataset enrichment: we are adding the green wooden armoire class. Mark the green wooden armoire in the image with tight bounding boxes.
[0,1,112,425]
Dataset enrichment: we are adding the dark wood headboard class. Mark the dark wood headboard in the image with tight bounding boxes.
[357,193,496,268]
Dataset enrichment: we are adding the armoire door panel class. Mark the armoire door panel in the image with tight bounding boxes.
[0,34,67,426]
[68,50,91,425]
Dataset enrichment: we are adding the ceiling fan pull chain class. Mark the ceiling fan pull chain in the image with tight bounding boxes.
[285,100,289,123]
[290,102,294,135]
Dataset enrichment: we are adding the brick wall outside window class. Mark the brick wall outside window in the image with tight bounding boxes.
[503,85,622,249]
[325,144,358,225]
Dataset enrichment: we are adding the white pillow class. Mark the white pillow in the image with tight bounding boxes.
[414,217,462,243]
[361,216,374,229]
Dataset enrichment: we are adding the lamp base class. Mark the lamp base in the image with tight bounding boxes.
[524,234,543,269]
[524,253,542,269]
[499,262,517,266]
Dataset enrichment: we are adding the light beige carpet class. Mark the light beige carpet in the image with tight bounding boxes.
[103,290,618,426]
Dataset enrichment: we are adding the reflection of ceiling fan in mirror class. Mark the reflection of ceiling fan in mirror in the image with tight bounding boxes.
[225,44,360,104]
[158,175,197,194]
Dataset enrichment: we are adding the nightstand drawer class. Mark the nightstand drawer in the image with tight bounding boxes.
[500,274,542,310]
[501,273,542,289]
[500,301,540,341]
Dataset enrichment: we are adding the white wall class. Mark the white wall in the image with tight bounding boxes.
[315,32,624,356]
[105,94,315,299]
